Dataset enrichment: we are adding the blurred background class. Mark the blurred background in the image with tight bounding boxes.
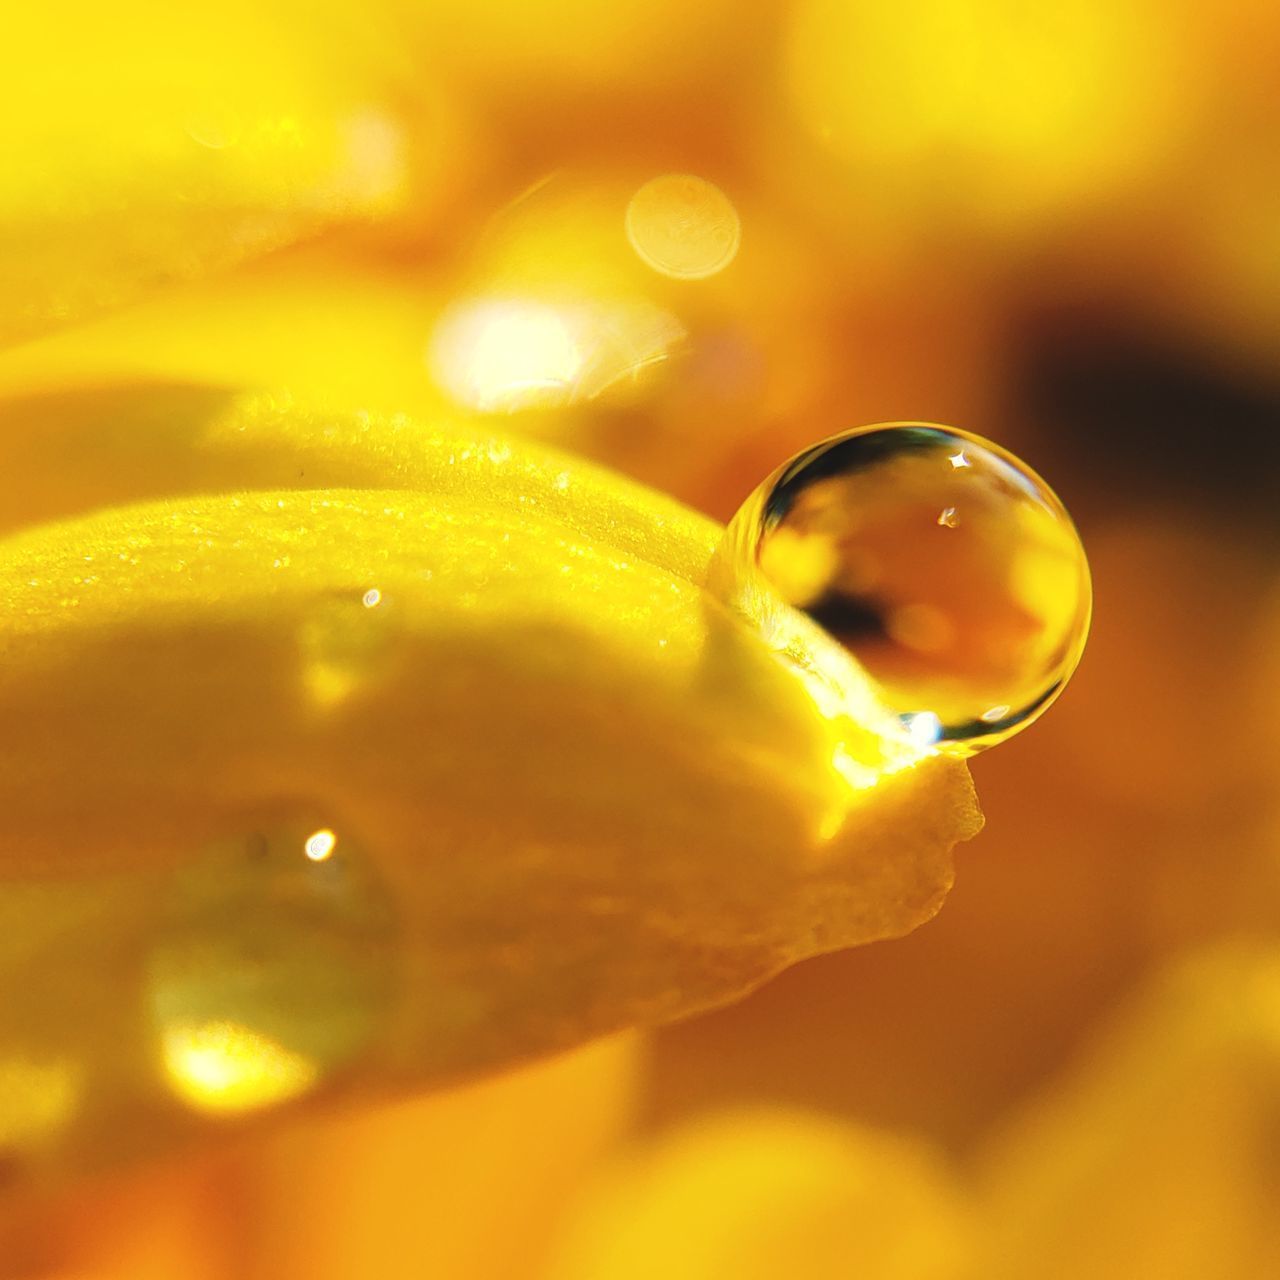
[1,1,1278,1276]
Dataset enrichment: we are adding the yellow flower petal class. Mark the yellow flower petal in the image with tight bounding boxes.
[546,1108,971,1280]
[0,402,980,1183]
[245,1035,642,1280]
[977,945,1280,1280]
[0,8,425,347]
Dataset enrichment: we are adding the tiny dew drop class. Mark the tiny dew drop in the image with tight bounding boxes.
[720,423,1091,753]
[298,586,404,713]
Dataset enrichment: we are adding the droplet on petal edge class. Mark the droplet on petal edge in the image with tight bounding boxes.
[712,423,1091,754]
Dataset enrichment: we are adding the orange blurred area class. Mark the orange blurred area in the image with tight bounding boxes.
[2,1,1279,1277]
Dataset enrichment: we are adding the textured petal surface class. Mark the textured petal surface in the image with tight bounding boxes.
[0,395,980,1184]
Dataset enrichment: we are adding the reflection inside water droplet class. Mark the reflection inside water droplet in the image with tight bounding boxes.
[717,423,1091,752]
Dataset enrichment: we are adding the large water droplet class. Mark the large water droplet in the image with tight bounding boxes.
[718,423,1091,752]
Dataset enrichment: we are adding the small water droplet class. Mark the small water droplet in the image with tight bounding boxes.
[298,589,404,712]
[716,423,1091,752]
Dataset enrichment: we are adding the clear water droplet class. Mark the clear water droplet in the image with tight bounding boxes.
[718,423,1091,753]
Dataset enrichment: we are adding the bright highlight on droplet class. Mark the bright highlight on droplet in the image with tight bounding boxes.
[718,423,1091,753]
[160,1021,318,1115]
[304,828,337,862]
[625,173,741,280]
[362,588,382,608]
[905,711,944,748]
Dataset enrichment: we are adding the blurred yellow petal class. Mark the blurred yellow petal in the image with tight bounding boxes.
[976,945,1280,1279]
[785,0,1194,232]
[0,175,1003,514]
[0,4,457,347]
[546,1109,971,1280]
[0,406,980,1186]
[0,251,451,423]
[0,1156,231,1280]
[383,0,742,94]
[243,1034,642,1280]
